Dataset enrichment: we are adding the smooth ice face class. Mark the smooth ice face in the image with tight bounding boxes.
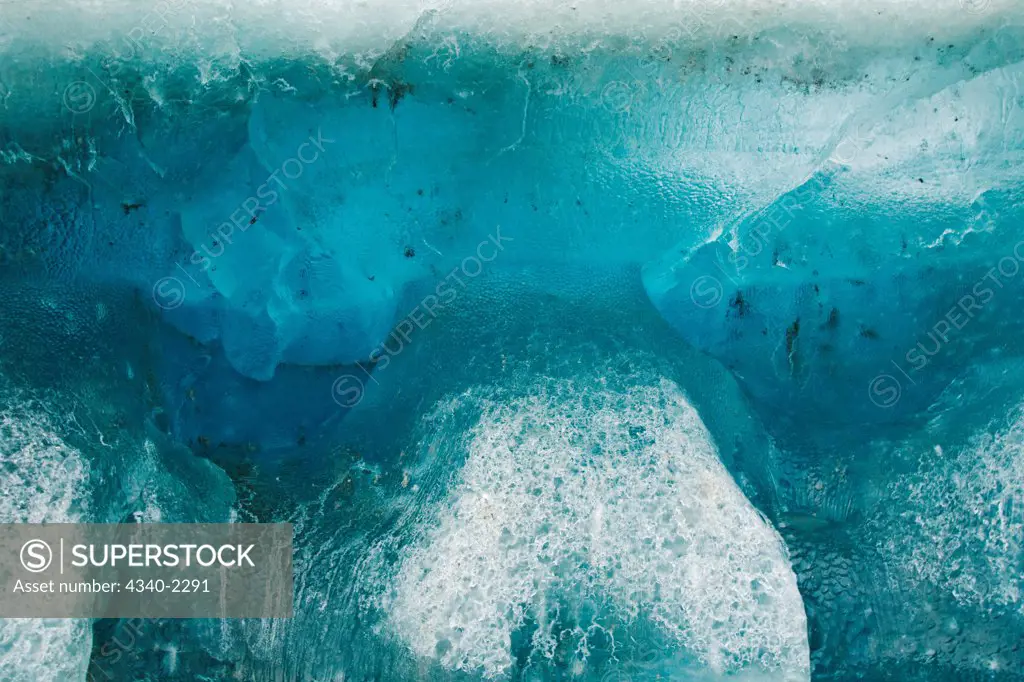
[387,378,809,681]
[643,48,1024,434]
[3,0,1023,400]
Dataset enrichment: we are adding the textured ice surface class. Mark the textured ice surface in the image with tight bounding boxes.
[0,382,91,682]
[2,0,1024,680]
[2,0,1021,58]
[387,377,809,680]
[0,283,238,680]
[884,402,1024,614]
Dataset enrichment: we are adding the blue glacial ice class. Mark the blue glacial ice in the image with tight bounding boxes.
[1,0,1024,679]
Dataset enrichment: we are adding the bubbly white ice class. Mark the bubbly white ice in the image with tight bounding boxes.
[0,385,92,682]
[387,378,809,680]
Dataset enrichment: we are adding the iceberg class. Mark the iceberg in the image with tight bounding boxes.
[1,0,1023,679]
